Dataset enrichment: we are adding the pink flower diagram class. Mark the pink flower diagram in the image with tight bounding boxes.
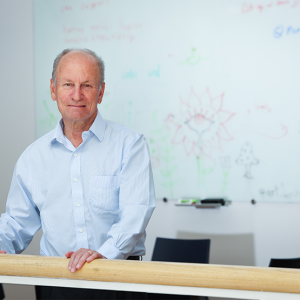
[166,87,235,159]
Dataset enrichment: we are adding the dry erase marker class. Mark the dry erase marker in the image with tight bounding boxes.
[178,199,200,204]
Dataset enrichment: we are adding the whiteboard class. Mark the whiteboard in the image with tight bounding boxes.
[33,0,300,202]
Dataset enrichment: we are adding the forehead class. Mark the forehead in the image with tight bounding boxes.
[57,51,99,79]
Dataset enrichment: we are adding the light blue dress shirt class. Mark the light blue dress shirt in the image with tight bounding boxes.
[0,111,155,259]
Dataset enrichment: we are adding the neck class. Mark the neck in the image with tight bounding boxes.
[63,115,97,148]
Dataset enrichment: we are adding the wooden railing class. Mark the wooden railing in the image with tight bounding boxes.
[0,254,300,299]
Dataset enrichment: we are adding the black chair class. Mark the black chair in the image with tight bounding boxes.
[35,285,42,300]
[269,257,300,269]
[148,237,211,300]
[0,284,4,300]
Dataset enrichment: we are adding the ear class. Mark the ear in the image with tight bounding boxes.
[50,79,57,102]
[97,82,105,105]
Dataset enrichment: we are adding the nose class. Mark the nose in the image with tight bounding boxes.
[73,85,82,101]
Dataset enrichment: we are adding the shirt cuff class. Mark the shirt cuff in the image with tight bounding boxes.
[97,241,125,260]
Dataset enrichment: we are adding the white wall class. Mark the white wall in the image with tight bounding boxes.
[144,200,300,267]
[0,1,300,299]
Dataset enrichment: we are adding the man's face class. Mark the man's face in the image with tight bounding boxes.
[50,51,105,124]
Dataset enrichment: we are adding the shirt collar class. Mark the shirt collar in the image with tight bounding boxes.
[89,110,106,142]
[49,109,106,146]
[49,119,65,146]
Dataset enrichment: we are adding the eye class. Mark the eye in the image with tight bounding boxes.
[64,83,71,87]
[85,84,91,88]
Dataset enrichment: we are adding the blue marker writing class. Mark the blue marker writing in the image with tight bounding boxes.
[274,25,284,38]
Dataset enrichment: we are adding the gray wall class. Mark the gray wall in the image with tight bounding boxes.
[0,1,300,300]
[0,0,41,299]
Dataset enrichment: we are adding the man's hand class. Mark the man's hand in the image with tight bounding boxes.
[65,248,106,273]
[0,251,6,254]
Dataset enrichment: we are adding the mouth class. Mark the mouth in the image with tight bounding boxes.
[68,105,86,108]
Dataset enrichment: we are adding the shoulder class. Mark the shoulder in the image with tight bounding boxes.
[102,120,149,157]
[12,129,55,175]
[19,129,55,160]
[104,119,144,143]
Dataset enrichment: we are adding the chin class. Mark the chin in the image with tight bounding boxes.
[65,112,87,120]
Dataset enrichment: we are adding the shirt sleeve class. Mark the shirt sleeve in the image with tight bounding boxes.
[97,134,156,259]
[0,149,41,254]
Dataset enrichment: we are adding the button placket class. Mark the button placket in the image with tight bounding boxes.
[70,149,89,249]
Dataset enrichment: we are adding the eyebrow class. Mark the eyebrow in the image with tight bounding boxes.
[62,79,92,83]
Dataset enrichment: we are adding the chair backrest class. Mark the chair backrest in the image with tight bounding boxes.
[269,257,300,269]
[151,237,210,264]
[0,284,4,300]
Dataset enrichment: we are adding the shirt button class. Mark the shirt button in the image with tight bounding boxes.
[79,229,83,233]
[74,153,78,157]
[77,203,80,207]
[74,178,78,182]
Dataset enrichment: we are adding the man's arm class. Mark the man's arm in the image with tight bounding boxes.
[0,150,41,254]
[98,134,156,259]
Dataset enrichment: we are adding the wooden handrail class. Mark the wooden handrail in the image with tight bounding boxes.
[0,254,300,294]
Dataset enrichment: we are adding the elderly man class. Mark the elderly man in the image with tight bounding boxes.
[0,49,155,299]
